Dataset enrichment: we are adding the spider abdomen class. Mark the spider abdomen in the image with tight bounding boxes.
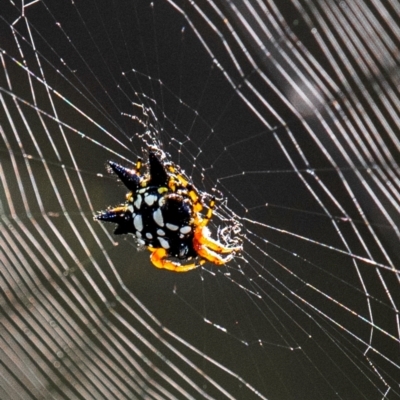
[122,186,196,258]
[96,150,241,271]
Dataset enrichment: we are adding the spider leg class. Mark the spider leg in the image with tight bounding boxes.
[149,248,205,272]
[167,166,203,212]
[194,226,242,254]
[196,246,236,265]
[194,197,242,258]
[196,197,216,228]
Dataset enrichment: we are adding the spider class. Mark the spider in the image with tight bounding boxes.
[95,149,241,272]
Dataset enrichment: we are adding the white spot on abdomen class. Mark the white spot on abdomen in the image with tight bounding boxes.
[153,208,164,227]
[158,237,170,249]
[146,232,153,239]
[145,194,157,206]
[134,194,142,209]
[133,214,143,231]
[166,223,179,231]
[157,229,165,236]
[180,226,191,234]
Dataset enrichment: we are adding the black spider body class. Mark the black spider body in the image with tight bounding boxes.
[97,152,197,259]
[118,186,197,260]
[95,149,241,272]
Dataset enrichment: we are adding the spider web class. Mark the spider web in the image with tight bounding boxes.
[1,0,400,399]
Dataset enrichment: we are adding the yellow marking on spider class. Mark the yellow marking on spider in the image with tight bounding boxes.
[168,179,177,191]
[126,192,133,202]
[111,205,128,213]
[175,174,189,186]
[135,158,142,173]
[188,189,200,205]
[158,187,168,194]
[196,197,215,227]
